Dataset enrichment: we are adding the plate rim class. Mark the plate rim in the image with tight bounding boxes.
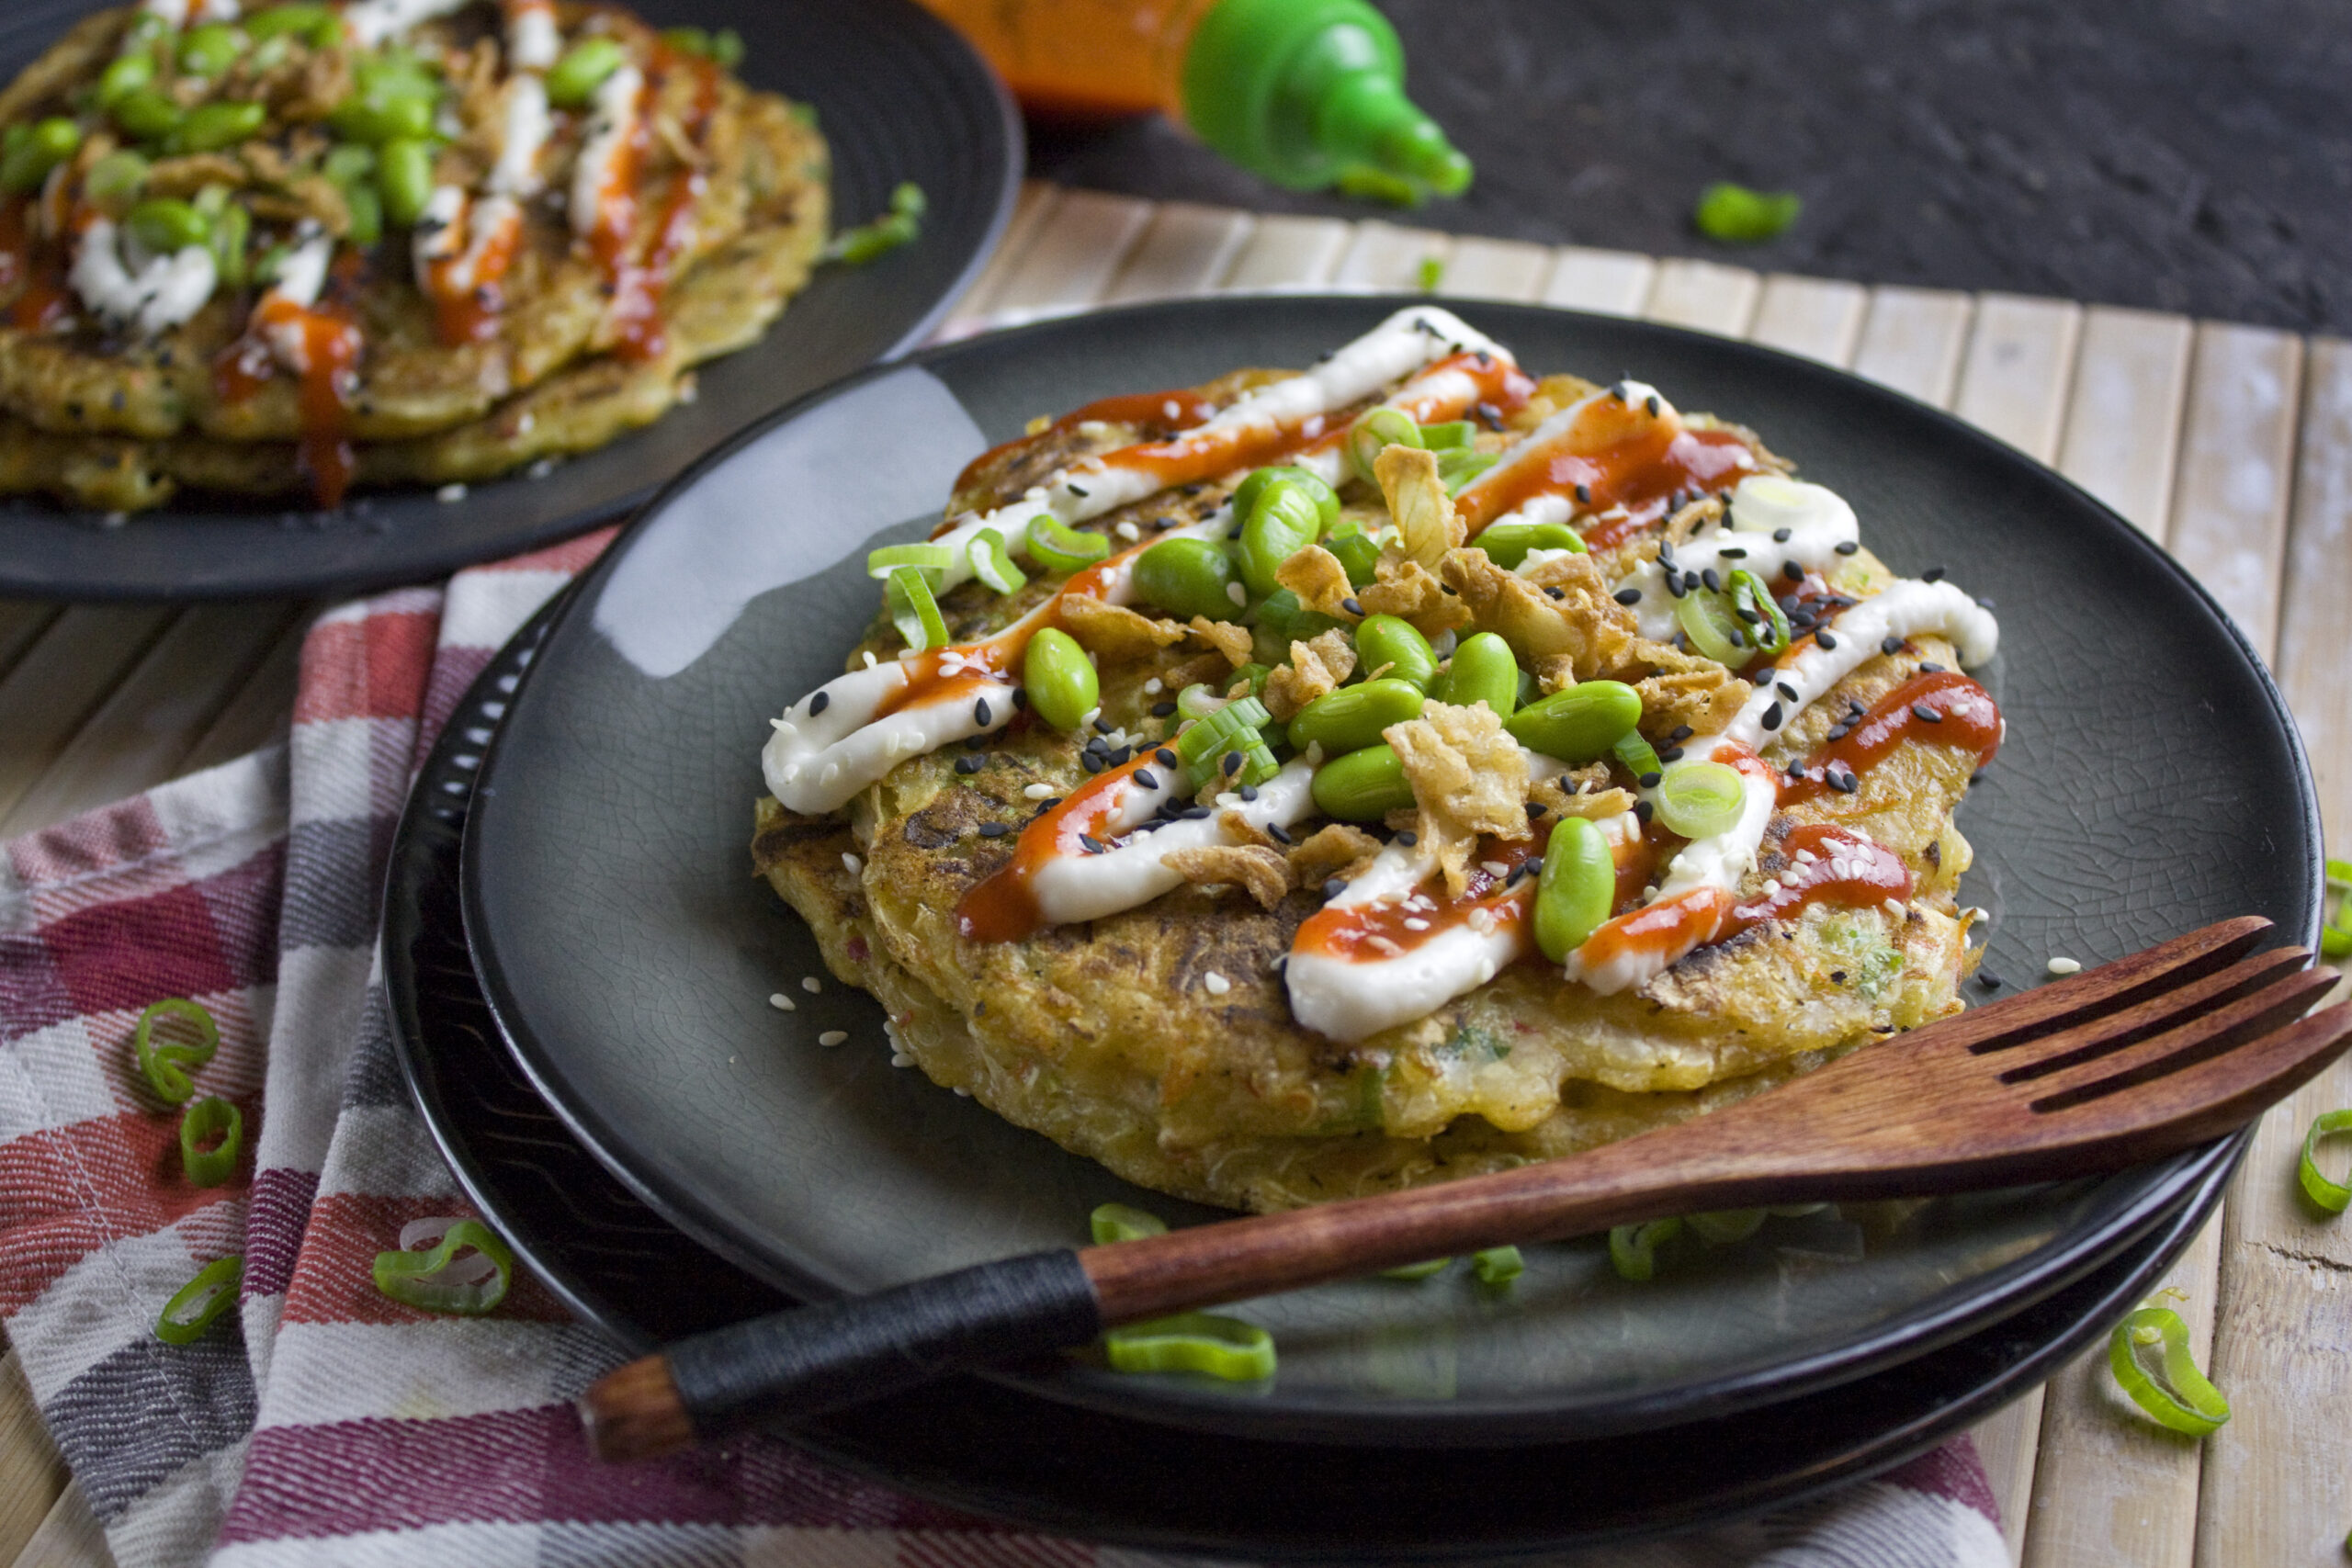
[460,290,2324,1445]
[0,0,1022,603]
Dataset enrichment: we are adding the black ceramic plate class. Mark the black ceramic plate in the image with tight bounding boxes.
[384,601,2231,1557]
[460,296,2321,1447]
[0,0,1017,600]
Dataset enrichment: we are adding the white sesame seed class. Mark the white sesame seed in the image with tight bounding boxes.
[1762,878,1782,897]
[954,1086,971,1096]
[1144,677,1163,694]
[1163,400,1181,420]
[801,976,822,993]
[1480,861,1510,878]
[1115,521,1140,542]
[819,1030,849,1046]
[1227,581,1247,607]
[1080,705,1102,728]
[842,852,863,874]
[862,650,878,669]
[2047,956,2083,976]
[1077,420,1112,438]
[890,1052,913,1067]
[436,482,469,503]
[1203,971,1231,995]
[1368,935,1404,955]
[1023,783,1057,799]
[1404,918,1430,931]
[767,992,795,1010]
[1215,791,1239,807]
[1883,898,1905,919]
[527,457,557,479]
[676,376,698,404]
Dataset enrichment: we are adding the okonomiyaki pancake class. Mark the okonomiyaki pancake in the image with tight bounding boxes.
[753,307,2001,1215]
[0,0,826,512]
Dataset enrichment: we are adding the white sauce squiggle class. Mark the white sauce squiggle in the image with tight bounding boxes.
[69,220,216,337]
[1613,473,1861,642]
[1029,760,1318,929]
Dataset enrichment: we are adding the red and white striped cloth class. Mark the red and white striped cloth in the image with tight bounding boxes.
[0,536,2010,1566]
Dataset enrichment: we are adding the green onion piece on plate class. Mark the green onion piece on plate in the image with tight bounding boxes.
[1381,1258,1451,1280]
[179,1095,243,1188]
[1655,759,1747,840]
[885,565,948,650]
[1089,1202,1167,1244]
[1674,585,1753,666]
[134,997,219,1104]
[155,1255,242,1345]
[1609,1218,1680,1281]
[1686,1208,1768,1245]
[2300,1109,2352,1213]
[1103,1313,1275,1382]
[1174,697,1276,790]
[1025,513,1110,574]
[373,1218,514,1316]
[1346,406,1423,485]
[2107,1306,2229,1436]
[1726,569,1792,656]
[865,542,951,582]
[1611,729,1663,784]
[1694,182,1802,243]
[967,527,1026,595]
[1471,1246,1524,1285]
[1416,254,1443,292]
[2324,857,2352,960]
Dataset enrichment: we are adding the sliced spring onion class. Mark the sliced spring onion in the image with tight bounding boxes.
[1090,1202,1167,1244]
[1346,406,1423,484]
[1694,182,1802,244]
[885,565,948,650]
[1440,448,1500,494]
[2324,857,2352,961]
[2300,1109,2352,1213]
[2107,1306,2229,1436]
[372,1218,514,1316]
[134,998,219,1105]
[866,542,952,582]
[178,1095,242,1188]
[1381,1258,1452,1280]
[967,527,1027,596]
[1325,527,1382,588]
[1103,1313,1275,1382]
[1175,696,1276,791]
[825,181,925,265]
[1725,569,1792,656]
[1611,730,1663,784]
[1655,760,1747,840]
[155,1256,242,1345]
[1025,513,1111,574]
[1609,1218,1680,1281]
[1674,586,1750,666]
[1174,682,1224,720]
[1419,421,1475,451]
[1416,254,1443,292]
[1471,1246,1524,1285]
[1686,1208,1767,1245]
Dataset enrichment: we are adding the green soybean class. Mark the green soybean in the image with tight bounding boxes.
[1430,631,1520,716]
[243,4,338,44]
[128,197,209,254]
[1132,536,1241,622]
[96,51,155,109]
[377,137,434,226]
[178,22,246,77]
[1023,627,1097,733]
[175,100,266,152]
[1505,681,1643,763]
[322,142,375,186]
[1290,678,1425,757]
[1237,481,1324,599]
[1230,465,1339,533]
[0,118,79,194]
[1352,615,1436,691]
[342,179,382,245]
[83,150,150,211]
[547,37,626,107]
[1475,519,1586,569]
[1311,743,1415,821]
[329,92,433,145]
[112,88,184,141]
[1534,816,1613,963]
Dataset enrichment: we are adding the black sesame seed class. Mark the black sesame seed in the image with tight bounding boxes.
[1702,568,1722,592]
[1815,630,1838,650]
[1761,702,1783,731]
[1772,527,1792,543]
[1638,770,1663,788]
[1268,822,1294,844]
[1066,484,1089,498]
[954,753,982,774]
[966,734,990,750]
[1150,701,1177,717]
[1634,800,1655,822]
[1975,970,2004,990]
[1834,540,1860,556]
[1829,970,1847,984]
[978,821,1009,838]
[1783,560,1804,582]
[1669,726,1693,742]
[808,691,830,715]
[1826,725,1850,742]
[1239,784,1259,802]
[1092,716,1114,734]
[1135,768,1159,790]
[1666,574,1687,598]
[1777,682,1798,702]
[974,698,993,727]
[1525,800,1547,818]
[1223,750,1243,775]
[1657,745,1684,762]
[1645,394,1661,416]
[1881,637,1904,657]
[1035,796,1061,812]
[1155,514,1182,530]
[1575,483,1592,505]
[1545,585,1567,601]
[1080,753,1104,773]
[1614,587,1644,604]
[1106,745,1133,765]
[1923,565,1947,582]
[1185,806,1213,819]
[1475,400,1503,428]
[1912,704,1943,724]
[1734,604,1760,625]
[1833,769,1860,795]
[1156,748,1179,768]
[1396,829,1419,847]
[1341,597,1363,616]
[1011,687,1028,709]
[1080,834,1105,853]
[1919,660,1947,673]
[1323,877,1347,899]
[1083,737,1108,757]
[1718,546,1747,559]
[1611,381,1630,401]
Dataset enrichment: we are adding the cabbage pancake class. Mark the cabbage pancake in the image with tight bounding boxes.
[0,0,825,513]
[752,307,2002,1214]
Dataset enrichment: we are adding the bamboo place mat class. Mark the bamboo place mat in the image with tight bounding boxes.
[0,181,2346,1566]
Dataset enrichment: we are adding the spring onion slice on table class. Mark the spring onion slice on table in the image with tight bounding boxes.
[1472,1246,1524,1285]
[179,1095,243,1188]
[1090,1202,1168,1244]
[373,1218,514,1315]
[2324,858,2352,960]
[2107,1307,2229,1436]
[2299,1109,2352,1213]
[134,997,218,1104]
[155,1256,243,1346]
[1103,1313,1277,1382]
[1610,1219,1681,1281]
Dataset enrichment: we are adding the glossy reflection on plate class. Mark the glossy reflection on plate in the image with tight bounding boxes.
[460,295,2319,1447]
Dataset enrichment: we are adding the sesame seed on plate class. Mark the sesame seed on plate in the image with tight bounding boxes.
[2047,956,2083,976]
[842,852,863,874]
[768,993,796,1010]
[1115,521,1141,542]
[818,1030,849,1046]
[801,976,822,993]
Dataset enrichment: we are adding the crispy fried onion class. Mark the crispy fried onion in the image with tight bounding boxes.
[1386,700,1531,897]
[1374,445,1464,570]
[1188,615,1256,669]
[1442,547,1635,682]
[1357,552,1470,637]
[1607,637,1754,737]
[1261,628,1356,721]
[1274,541,1356,618]
[1058,595,1184,660]
[1285,823,1384,887]
[1161,843,1293,908]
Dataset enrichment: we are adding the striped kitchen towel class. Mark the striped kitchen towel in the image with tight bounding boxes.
[0,535,2008,1568]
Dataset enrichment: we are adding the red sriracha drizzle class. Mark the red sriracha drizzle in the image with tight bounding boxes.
[956,751,1160,943]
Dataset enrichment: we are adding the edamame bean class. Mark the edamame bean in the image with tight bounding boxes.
[1290,678,1425,757]
[243,4,337,44]
[1504,681,1643,763]
[128,197,209,254]
[1237,479,1325,599]
[175,100,266,152]
[1311,743,1415,821]
[1430,631,1519,716]
[83,150,150,211]
[209,199,250,286]
[1230,465,1338,532]
[547,37,627,107]
[1533,816,1613,963]
[1132,536,1241,622]
[1475,519,1586,569]
[707,27,745,68]
[378,137,434,225]
[0,118,80,194]
[96,51,155,109]
[178,22,246,77]
[1023,627,1097,733]
[112,88,183,141]
[1352,615,1435,690]
[342,180,382,245]
[328,92,433,145]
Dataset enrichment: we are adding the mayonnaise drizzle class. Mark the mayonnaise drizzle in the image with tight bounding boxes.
[503,0,560,69]
[1613,473,1860,642]
[69,220,216,336]
[1027,760,1318,929]
[344,0,468,48]
[488,74,552,197]
[571,65,645,238]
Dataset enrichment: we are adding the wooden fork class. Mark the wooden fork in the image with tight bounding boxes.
[582,916,2349,1460]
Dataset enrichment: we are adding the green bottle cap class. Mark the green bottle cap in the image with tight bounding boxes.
[1181,0,1473,203]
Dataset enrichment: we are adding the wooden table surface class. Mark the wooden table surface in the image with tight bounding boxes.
[0,182,2345,1566]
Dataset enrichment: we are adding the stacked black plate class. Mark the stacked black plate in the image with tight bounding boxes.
[384,295,2322,1556]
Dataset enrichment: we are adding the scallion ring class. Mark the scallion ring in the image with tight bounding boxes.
[2107,1306,2229,1436]
[1673,586,1750,666]
[1174,682,1225,720]
[1654,760,1747,840]
[1103,1313,1275,1382]
[865,542,951,582]
[155,1256,242,1345]
[1025,513,1111,574]
[373,1218,514,1316]
[1609,1218,1680,1281]
[1418,420,1475,451]
[967,527,1027,595]
[1726,569,1792,656]
[1611,729,1663,785]
[1471,1246,1524,1285]
[885,565,948,651]
[2300,1109,2352,1213]
[2324,856,2352,960]
[1090,1202,1167,1244]
[134,997,219,1105]
[178,1095,242,1188]
[1345,406,1423,484]
[1381,1258,1451,1280]
[1685,1208,1767,1245]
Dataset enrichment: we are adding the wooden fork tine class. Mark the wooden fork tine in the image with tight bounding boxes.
[1996,946,2315,1084]
[2018,966,2344,1111]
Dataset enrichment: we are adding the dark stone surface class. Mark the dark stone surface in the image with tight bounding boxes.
[1024,0,2352,334]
